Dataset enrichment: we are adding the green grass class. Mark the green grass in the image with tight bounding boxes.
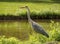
[0,2,60,15]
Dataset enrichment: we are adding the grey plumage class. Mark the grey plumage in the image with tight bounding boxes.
[31,20,49,37]
[20,6,49,38]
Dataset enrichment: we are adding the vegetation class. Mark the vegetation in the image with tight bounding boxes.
[0,12,60,20]
[0,2,60,19]
[0,2,60,14]
[0,0,60,3]
[52,0,60,2]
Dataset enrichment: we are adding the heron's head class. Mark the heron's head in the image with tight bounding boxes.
[20,6,28,9]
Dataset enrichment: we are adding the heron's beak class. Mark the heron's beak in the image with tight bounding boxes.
[20,7,25,9]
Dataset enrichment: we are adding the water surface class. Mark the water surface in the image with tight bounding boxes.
[0,19,60,40]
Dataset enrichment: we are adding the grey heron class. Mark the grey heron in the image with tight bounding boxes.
[20,6,49,38]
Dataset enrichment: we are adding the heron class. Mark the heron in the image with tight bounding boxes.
[20,6,49,38]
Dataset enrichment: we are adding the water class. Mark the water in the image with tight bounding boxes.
[0,19,60,41]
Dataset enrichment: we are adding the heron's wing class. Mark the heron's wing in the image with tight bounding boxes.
[31,21,49,37]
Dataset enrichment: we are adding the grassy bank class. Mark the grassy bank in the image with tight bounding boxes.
[0,12,60,20]
[0,2,60,19]
[0,2,60,15]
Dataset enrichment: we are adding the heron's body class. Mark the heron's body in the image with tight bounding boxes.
[20,6,49,38]
[29,19,49,37]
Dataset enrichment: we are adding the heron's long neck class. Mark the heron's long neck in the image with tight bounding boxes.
[26,8,31,21]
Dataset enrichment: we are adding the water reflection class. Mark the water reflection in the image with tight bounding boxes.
[0,19,59,41]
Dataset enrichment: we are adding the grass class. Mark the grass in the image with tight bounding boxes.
[0,2,60,15]
[0,12,60,20]
[0,20,60,44]
[0,2,60,19]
